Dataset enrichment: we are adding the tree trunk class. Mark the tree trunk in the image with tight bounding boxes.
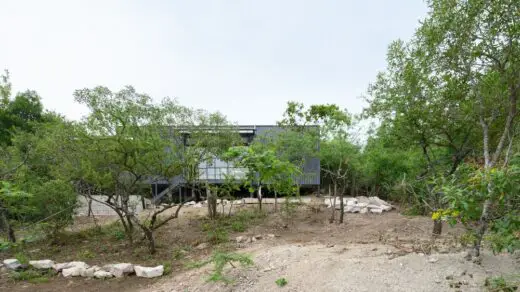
[207,187,217,219]
[432,219,442,236]
[339,183,344,224]
[0,209,15,242]
[87,199,93,217]
[274,191,278,212]
[257,186,263,211]
[329,183,337,223]
[143,228,156,254]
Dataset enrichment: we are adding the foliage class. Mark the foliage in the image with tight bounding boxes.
[275,277,288,287]
[442,158,520,253]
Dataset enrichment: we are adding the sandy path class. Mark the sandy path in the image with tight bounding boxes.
[144,243,519,292]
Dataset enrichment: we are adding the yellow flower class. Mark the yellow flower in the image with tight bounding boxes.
[432,211,441,221]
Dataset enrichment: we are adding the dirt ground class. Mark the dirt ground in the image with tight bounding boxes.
[2,202,519,292]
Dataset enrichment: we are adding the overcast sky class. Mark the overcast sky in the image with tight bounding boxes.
[1,0,427,125]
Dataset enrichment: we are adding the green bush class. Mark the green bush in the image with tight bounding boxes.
[276,277,288,287]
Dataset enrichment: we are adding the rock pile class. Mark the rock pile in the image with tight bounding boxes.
[1,258,164,279]
[326,196,393,214]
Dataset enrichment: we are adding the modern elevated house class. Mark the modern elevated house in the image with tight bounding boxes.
[150,125,320,203]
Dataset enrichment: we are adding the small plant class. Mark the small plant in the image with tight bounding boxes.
[206,227,229,244]
[485,276,519,292]
[14,252,29,264]
[77,249,95,260]
[162,262,172,275]
[112,229,126,241]
[276,277,288,287]
[187,251,253,283]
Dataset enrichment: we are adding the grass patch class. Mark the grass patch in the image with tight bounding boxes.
[200,209,267,244]
[9,268,57,282]
[485,275,519,292]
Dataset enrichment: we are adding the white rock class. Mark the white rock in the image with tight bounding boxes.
[134,265,164,278]
[368,196,391,207]
[357,202,368,208]
[370,208,383,214]
[3,259,21,270]
[236,236,246,243]
[356,196,370,204]
[62,266,85,277]
[360,207,368,214]
[381,205,393,211]
[94,270,113,279]
[428,257,438,263]
[267,234,276,238]
[185,201,195,206]
[346,199,357,206]
[105,263,134,277]
[194,203,203,208]
[54,261,89,272]
[29,259,55,269]
[81,266,100,277]
[196,242,210,249]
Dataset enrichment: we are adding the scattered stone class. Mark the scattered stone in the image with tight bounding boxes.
[460,270,467,276]
[449,281,462,288]
[254,234,263,240]
[428,257,439,263]
[196,242,210,250]
[435,279,442,284]
[446,275,454,280]
[134,265,164,278]
[29,259,55,269]
[250,236,257,243]
[326,244,335,248]
[370,208,383,214]
[262,267,272,272]
[266,234,276,238]
[360,208,368,214]
[236,236,247,243]
[371,247,378,251]
[461,280,469,285]
[104,263,134,278]
[417,253,425,256]
[94,270,113,279]
[185,201,195,206]
[62,267,85,277]
[3,259,21,270]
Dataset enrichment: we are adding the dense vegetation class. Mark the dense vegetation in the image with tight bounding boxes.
[1,0,518,261]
